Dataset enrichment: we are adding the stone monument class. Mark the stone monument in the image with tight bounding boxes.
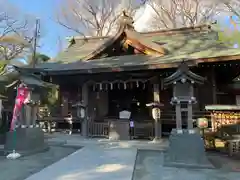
[4,74,53,156]
[163,61,213,169]
[109,110,131,140]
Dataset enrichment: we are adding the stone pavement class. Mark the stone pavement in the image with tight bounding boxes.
[45,133,169,150]
[133,150,240,180]
[25,133,240,180]
[0,145,78,180]
[25,141,137,180]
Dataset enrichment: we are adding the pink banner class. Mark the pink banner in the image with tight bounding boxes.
[10,84,30,131]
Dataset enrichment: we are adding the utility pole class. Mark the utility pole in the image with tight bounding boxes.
[32,19,40,68]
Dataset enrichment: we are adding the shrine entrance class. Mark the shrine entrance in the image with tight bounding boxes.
[108,84,151,122]
[88,79,155,139]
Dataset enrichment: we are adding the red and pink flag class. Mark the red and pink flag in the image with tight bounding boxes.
[10,84,30,131]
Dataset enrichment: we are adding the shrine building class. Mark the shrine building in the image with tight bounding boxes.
[17,12,240,139]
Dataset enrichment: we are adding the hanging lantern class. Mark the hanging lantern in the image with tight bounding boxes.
[99,83,103,90]
[197,117,208,129]
[136,81,139,88]
[110,83,113,90]
[152,108,161,120]
[96,92,100,99]
[124,82,127,89]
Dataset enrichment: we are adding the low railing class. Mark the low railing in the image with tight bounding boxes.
[88,121,109,138]
[37,116,81,133]
[133,122,154,139]
[36,110,210,137]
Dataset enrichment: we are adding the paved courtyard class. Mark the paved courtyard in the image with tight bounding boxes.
[0,144,80,180]
[0,133,240,180]
[133,150,240,180]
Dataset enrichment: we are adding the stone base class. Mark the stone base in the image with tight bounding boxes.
[149,137,163,144]
[4,127,49,156]
[164,129,214,169]
[109,120,130,140]
[0,134,6,145]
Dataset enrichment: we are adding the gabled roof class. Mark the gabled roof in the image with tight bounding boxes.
[48,11,168,64]
[19,12,240,74]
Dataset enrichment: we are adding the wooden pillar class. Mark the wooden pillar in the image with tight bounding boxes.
[81,83,89,137]
[187,85,193,129]
[61,93,68,116]
[211,67,217,104]
[187,104,193,129]
[153,83,162,139]
[176,103,182,129]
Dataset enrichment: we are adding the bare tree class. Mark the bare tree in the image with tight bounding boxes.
[56,0,145,37]
[222,0,240,17]
[0,1,38,62]
[147,0,223,30]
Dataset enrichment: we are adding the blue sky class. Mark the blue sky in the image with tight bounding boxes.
[7,0,74,58]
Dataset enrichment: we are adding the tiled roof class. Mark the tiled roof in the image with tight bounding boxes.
[29,24,240,74]
[48,37,110,64]
[48,25,213,64]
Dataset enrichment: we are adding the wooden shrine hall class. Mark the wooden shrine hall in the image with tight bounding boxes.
[17,12,240,139]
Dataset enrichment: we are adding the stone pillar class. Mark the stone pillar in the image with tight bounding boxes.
[32,105,38,125]
[25,105,32,126]
[187,103,193,129]
[81,83,89,137]
[175,103,182,129]
[153,83,161,140]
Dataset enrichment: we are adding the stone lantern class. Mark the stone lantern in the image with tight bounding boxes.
[164,61,204,132]
[163,61,213,169]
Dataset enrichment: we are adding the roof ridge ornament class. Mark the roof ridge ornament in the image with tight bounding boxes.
[119,10,134,30]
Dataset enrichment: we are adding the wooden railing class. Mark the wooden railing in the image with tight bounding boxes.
[133,122,154,139]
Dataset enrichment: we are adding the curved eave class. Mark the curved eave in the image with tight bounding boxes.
[164,74,204,86]
[164,62,205,85]
[19,74,56,88]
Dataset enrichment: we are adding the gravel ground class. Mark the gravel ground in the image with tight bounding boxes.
[133,150,240,180]
[0,145,81,180]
